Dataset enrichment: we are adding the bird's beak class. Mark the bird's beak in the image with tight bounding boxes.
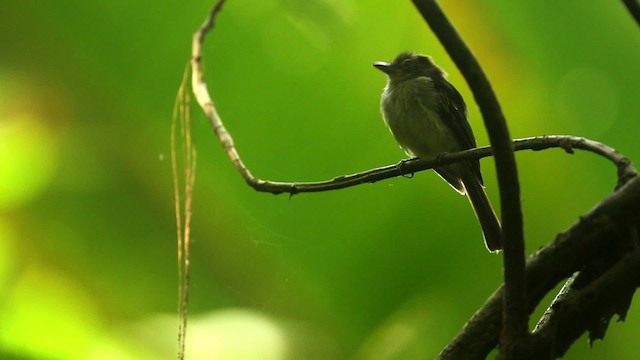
[373,61,392,74]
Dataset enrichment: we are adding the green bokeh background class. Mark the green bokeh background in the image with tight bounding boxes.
[1,1,639,359]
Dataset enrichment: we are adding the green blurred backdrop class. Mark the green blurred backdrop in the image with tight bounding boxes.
[1,1,639,359]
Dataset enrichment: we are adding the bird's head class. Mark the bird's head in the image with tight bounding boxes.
[373,52,445,83]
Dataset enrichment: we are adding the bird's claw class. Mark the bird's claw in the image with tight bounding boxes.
[396,158,415,178]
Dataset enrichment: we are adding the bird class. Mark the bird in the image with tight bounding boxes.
[373,52,502,252]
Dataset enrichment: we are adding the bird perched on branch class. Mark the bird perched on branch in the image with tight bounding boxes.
[374,52,502,252]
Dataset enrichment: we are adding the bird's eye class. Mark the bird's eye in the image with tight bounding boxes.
[401,58,413,67]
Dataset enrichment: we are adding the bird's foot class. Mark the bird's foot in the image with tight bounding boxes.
[396,158,415,178]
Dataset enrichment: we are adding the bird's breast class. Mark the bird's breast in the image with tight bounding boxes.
[380,77,460,159]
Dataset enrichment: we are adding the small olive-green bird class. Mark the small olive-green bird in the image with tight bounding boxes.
[374,52,502,252]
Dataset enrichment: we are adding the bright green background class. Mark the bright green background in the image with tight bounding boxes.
[1,1,639,359]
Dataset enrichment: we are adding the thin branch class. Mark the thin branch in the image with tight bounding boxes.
[437,173,640,360]
[189,6,636,197]
[532,273,577,334]
[409,1,526,354]
[189,2,636,198]
[173,63,197,359]
[191,0,253,188]
[526,245,640,359]
[171,67,186,359]
[622,0,640,27]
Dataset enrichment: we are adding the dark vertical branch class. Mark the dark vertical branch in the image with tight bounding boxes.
[622,0,640,27]
[410,0,527,355]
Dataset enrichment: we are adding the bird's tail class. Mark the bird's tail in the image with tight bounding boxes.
[462,173,502,252]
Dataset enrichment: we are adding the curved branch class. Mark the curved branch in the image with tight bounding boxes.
[190,4,636,197]
[192,0,257,189]
[437,174,640,360]
[527,245,640,359]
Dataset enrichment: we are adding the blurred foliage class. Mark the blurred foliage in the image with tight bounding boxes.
[1,0,639,359]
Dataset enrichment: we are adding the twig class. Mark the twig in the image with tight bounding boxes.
[191,0,252,188]
[173,64,197,359]
[189,2,636,198]
[526,246,640,358]
[167,118,634,194]
[437,174,640,360]
[622,0,640,27]
[532,273,577,334]
[182,1,226,358]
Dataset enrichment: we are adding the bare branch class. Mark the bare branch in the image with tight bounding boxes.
[437,174,640,360]
[188,5,636,198]
[191,0,256,190]
[189,2,636,199]
[527,244,640,358]
[173,61,198,360]
[532,273,577,334]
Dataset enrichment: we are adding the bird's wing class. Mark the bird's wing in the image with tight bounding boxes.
[434,79,484,184]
